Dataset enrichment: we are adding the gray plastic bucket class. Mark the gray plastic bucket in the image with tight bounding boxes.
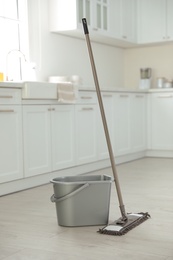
[50,175,112,227]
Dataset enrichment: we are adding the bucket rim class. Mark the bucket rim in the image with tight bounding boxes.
[50,174,112,185]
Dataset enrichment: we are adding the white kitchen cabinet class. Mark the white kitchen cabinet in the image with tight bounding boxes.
[0,105,23,183]
[98,92,115,159]
[167,0,173,40]
[114,93,131,155]
[138,0,173,44]
[23,104,76,177]
[78,0,109,33]
[94,0,109,33]
[51,105,76,171]
[131,93,147,152]
[23,105,52,177]
[120,0,137,42]
[150,93,173,150]
[49,0,109,34]
[114,92,146,156]
[75,104,98,165]
[112,0,137,43]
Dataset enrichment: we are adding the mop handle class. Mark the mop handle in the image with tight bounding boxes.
[82,18,126,219]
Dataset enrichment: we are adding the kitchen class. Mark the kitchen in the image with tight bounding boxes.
[0,0,173,259]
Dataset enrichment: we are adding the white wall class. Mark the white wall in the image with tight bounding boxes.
[124,44,173,89]
[27,0,124,89]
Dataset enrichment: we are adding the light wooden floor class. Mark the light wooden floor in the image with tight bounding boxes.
[0,158,173,260]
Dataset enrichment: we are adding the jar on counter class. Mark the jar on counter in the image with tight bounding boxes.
[156,77,166,88]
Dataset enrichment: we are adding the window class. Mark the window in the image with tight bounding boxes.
[0,0,29,81]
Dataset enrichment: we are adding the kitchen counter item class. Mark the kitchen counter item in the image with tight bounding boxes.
[157,77,166,88]
[50,175,112,226]
[82,18,150,236]
[163,81,172,88]
[139,68,152,90]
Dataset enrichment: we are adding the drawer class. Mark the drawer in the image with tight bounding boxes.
[0,88,21,104]
[78,91,97,104]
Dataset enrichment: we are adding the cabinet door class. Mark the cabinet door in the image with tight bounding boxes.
[98,93,115,159]
[23,105,52,177]
[138,0,166,43]
[78,0,92,27]
[131,94,146,152]
[151,93,173,150]
[0,105,23,183]
[121,0,137,42]
[167,0,173,40]
[75,104,98,165]
[51,105,76,170]
[95,0,109,32]
[114,93,131,155]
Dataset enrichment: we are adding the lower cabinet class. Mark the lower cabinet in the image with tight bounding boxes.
[75,104,98,165]
[23,105,52,177]
[114,92,147,156]
[131,93,147,152]
[150,93,173,150]
[51,105,76,170]
[98,92,115,159]
[114,93,131,155]
[23,104,76,177]
[0,105,23,183]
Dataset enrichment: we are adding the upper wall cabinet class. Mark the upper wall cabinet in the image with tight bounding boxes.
[49,0,110,37]
[48,0,137,47]
[137,0,173,44]
[113,0,137,43]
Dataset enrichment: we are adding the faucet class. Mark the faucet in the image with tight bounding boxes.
[6,49,27,81]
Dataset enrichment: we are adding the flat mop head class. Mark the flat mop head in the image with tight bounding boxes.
[98,212,150,236]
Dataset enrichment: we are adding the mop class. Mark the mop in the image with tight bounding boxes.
[82,18,150,236]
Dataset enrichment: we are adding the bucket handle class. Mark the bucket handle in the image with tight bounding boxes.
[50,183,89,203]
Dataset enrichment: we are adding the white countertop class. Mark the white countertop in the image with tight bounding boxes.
[0,81,173,93]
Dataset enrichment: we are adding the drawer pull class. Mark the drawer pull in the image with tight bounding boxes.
[82,107,93,111]
[103,94,112,97]
[136,95,144,98]
[48,108,56,111]
[158,95,173,98]
[81,96,92,99]
[0,95,13,99]
[0,109,14,113]
[120,94,129,97]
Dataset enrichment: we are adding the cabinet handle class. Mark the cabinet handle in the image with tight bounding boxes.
[120,94,129,97]
[135,95,144,98]
[158,95,173,98]
[82,107,93,111]
[52,108,55,111]
[122,35,127,39]
[48,108,55,111]
[0,95,13,99]
[0,109,14,112]
[81,96,92,99]
[103,94,112,97]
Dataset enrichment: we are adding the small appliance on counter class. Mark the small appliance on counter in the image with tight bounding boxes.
[156,77,172,88]
[139,68,152,90]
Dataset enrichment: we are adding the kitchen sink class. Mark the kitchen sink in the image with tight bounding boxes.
[22,81,57,99]
[22,81,78,102]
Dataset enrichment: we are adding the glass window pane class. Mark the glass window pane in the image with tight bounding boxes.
[103,6,107,30]
[4,19,20,80]
[4,0,18,19]
[78,0,83,23]
[86,0,90,25]
[97,4,101,29]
